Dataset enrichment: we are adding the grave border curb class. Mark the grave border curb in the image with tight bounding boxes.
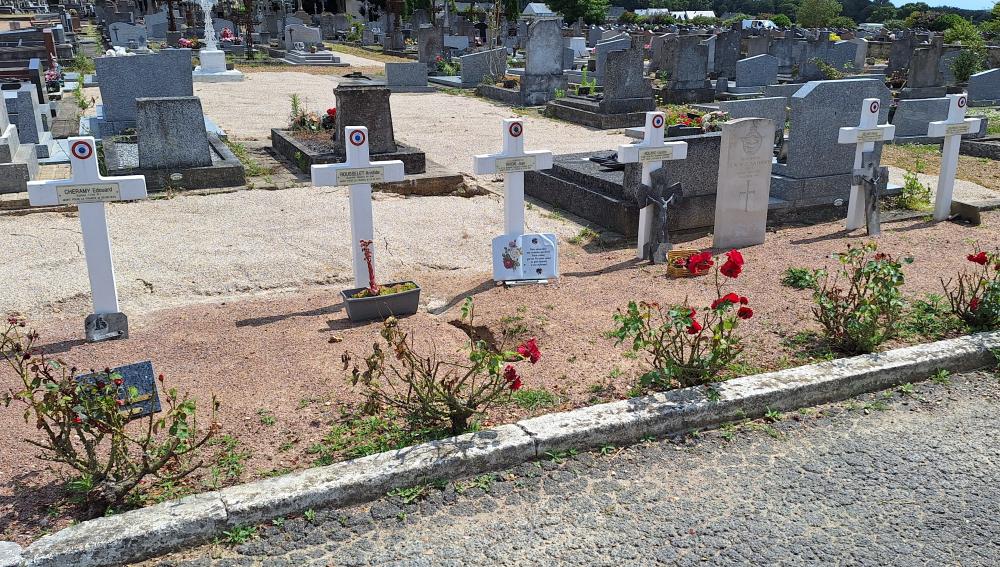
[20,330,1000,567]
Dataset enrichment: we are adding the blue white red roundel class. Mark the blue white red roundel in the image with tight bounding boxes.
[508,122,523,137]
[957,96,967,108]
[652,114,665,128]
[71,140,93,160]
[349,129,366,146]
[869,100,879,114]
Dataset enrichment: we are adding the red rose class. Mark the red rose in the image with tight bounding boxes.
[711,293,741,309]
[517,338,541,364]
[686,252,714,275]
[739,296,749,305]
[503,364,518,383]
[158,374,165,383]
[327,108,337,116]
[509,376,522,391]
[968,252,989,265]
[687,320,703,334]
[737,306,754,320]
[725,249,744,267]
[970,297,980,311]
[720,260,742,278]
[114,378,123,386]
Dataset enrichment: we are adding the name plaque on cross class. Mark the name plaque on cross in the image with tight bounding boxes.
[638,147,675,162]
[27,136,148,342]
[944,123,973,136]
[334,167,385,186]
[495,156,538,173]
[855,129,885,143]
[57,183,122,204]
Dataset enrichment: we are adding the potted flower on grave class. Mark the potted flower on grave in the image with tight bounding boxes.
[341,240,421,322]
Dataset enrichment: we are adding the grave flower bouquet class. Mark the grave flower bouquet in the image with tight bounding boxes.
[611,250,752,391]
[942,247,1000,331]
[344,298,541,434]
[0,316,219,517]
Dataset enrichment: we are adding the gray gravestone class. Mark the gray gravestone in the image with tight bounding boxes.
[969,68,1000,105]
[521,18,565,105]
[284,23,322,48]
[714,30,740,78]
[136,96,212,169]
[668,35,710,90]
[108,22,147,48]
[334,85,396,155]
[713,117,775,249]
[95,49,194,135]
[719,97,787,133]
[459,47,507,86]
[417,23,444,66]
[891,97,950,137]
[386,62,428,88]
[735,54,778,88]
[601,44,654,114]
[594,33,630,79]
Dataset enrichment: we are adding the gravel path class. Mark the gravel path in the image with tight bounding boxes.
[148,369,1000,566]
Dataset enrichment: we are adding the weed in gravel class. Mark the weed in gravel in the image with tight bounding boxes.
[456,474,495,494]
[512,387,557,410]
[388,481,444,504]
[781,267,819,290]
[304,508,317,524]
[899,294,962,341]
[206,434,252,488]
[764,408,783,423]
[221,524,257,546]
[307,411,445,466]
[931,369,952,385]
[568,227,599,245]
[257,408,276,426]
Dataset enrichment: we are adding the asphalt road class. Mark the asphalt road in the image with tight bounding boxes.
[150,369,1000,566]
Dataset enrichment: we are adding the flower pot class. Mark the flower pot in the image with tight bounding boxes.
[668,125,703,137]
[341,281,421,322]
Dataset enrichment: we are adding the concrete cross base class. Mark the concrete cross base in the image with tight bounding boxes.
[85,312,129,342]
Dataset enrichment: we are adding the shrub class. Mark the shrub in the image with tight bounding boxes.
[344,298,541,434]
[812,243,911,354]
[951,48,985,83]
[772,14,792,27]
[942,248,1000,331]
[1,317,218,517]
[782,267,820,290]
[893,171,932,211]
[611,250,753,391]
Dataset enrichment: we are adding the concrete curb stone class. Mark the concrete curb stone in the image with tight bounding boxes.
[0,542,23,567]
[20,331,1000,567]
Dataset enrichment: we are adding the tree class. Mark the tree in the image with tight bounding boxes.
[867,6,896,22]
[546,0,609,24]
[796,0,842,27]
[944,17,983,45]
[829,15,856,28]
[773,13,792,26]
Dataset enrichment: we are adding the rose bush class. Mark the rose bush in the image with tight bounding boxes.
[942,247,1000,331]
[343,298,540,434]
[611,250,752,391]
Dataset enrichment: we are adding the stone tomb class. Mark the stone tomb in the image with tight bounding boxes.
[271,85,426,176]
[385,62,433,93]
[713,118,775,249]
[92,49,195,138]
[101,96,245,191]
[968,69,1000,107]
[0,86,38,194]
[545,41,654,129]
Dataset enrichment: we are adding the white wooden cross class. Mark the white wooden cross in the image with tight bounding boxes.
[473,118,553,237]
[837,98,895,230]
[311,126,405,288]
[617,111,688,259]
[927,93,982,221]
[27,136,147,341]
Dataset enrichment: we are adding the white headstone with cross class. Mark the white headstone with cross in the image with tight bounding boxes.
[617,111,688,259]
[473,118,558,283]
[311,126,405,289]
[837,98,895,230]
[927,93,982,221]
[27,136,147,342]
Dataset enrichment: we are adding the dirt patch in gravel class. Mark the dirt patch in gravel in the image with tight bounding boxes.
[1,211,998,545]
[882,144,1000,192]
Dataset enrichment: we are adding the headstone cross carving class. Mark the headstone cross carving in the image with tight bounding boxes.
[837,98,894,231]
[927,93,982,221]
[473,119,558,284]
[617,111,688,260]
[27,136,148,342]
[310,126,405,288]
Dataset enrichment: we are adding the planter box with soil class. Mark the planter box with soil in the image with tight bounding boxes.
[342,282,421,322]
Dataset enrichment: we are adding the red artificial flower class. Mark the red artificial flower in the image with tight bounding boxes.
[970,297,980,311]
[517,338,541,364]
[711,293,741,309]
[72,416,82,424]
[968,252,989,265]
[327,107,337,116]
[686,252,714,275]
[737,306,754,320]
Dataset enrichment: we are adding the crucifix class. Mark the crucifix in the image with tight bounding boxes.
[27,136,148,342]
[837,98,895,231]
[927,93,982,221]
[617,111,688,261]
[311,126,405,288]
[853,157,883,236]
[473,119,557,284]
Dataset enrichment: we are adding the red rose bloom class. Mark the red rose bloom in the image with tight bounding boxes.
[517,338,541,364]
[737,306,754,320]
[968,252,989,265]
[970,297,980,311]
[711,293,741,309]
[686,252,714,275]
[503,364,518,382]
[686,309,701,334]
[725,249,744,266]
[720,249,745,278]
[739,296,749,305]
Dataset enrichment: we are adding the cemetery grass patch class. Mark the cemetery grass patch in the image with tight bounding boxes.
[224,140,277,178]
[882,144,1000,193]
[327,44,412,64]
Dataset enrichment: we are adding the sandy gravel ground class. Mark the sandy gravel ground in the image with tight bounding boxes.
[887,165,999,201]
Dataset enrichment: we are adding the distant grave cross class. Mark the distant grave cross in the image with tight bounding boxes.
[473,118,553,237]
[617,111,688,260]
[311,126,405,288]
[927,93,982,221]
[837,98,895,231]
[27,136,148,342]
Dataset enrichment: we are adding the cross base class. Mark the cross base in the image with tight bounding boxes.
[648,242,673,265]
[85,312,129,343]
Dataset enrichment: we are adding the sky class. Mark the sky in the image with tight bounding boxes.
[889,0,995,10]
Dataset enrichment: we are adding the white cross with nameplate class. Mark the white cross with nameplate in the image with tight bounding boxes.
[927,93,982,221]
[473,118,553,237]
[617,111,688,259]
[27,136,147,337]
[837,98,895,230]
[311,126,405,288]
